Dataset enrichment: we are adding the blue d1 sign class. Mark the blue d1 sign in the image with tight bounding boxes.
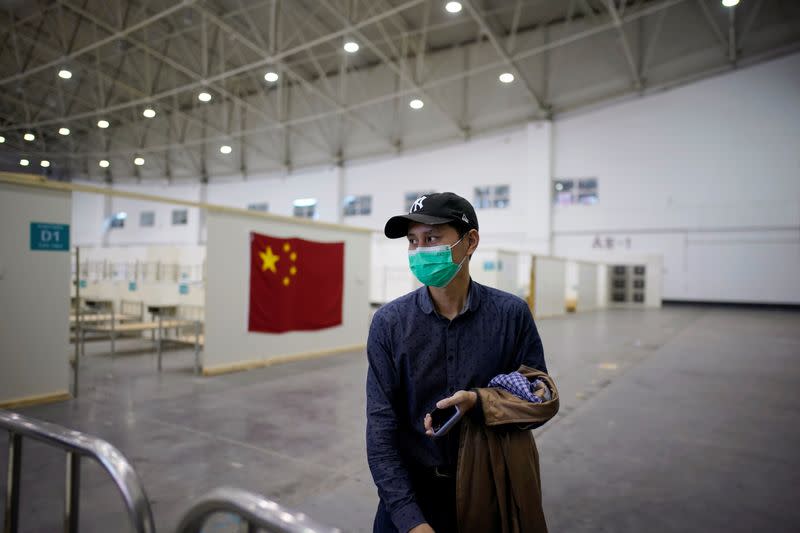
[179,283,189,295]
[30,222,70,251]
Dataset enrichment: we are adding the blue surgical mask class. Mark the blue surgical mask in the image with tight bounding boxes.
[408,237,466,288]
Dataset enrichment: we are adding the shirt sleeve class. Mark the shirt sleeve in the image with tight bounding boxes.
[510,301,549,430]
[366,310,426,533]
[516,301,548,373]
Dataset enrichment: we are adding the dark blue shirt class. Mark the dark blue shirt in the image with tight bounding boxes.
[366,280,547,532]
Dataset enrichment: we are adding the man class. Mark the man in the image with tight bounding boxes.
[366,192,550,533]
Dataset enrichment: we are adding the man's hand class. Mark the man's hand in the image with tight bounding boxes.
[424,390,478,437]
[409,524,435,533]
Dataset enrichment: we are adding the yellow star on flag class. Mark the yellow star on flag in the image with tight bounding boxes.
[259,246,280,273]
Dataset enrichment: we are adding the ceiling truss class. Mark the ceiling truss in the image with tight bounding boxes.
[0,0,797,182]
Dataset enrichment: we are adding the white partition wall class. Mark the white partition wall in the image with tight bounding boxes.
[204,209,371,374]
[565,261,579,310]
[371,233,418,304]
[470,249,520,295]
[0,180,71,406]
[577,262,599,311]
[531,256,567,319]
[596,264,609,309]
[496,250,520,296]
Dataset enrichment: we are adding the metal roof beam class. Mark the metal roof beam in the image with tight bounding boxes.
[604,0,643,90]
[463,0,548,115]
[0,0,426,132]
[59,0,326,156]
[0,0,198,86]
[318,0,466,136]
[195,2,396,151]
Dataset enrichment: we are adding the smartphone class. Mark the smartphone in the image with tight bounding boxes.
[430,405,463,438]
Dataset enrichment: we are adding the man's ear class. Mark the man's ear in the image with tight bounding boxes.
[466,229,479,258]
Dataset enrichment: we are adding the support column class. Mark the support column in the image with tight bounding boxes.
[525,121,554,256]
[198,182,208,245]
[335,165,345,225]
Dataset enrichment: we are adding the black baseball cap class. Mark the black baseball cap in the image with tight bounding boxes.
[384,192,479,239]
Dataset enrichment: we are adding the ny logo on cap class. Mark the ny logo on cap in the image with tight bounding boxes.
[410,195,427,213]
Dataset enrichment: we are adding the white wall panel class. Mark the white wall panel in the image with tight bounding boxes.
[204,211,370,372]
[533,257,566,319]
[0,183,70,404]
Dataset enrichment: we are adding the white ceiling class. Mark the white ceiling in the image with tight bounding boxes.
[0,0,798,182]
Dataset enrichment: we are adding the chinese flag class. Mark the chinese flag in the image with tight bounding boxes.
[248,232,345,333]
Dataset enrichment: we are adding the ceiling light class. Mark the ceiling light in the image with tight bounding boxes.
[445,1,463,13]
[343,41,359,53]
[20,159,29,166]
[499,72,515,83]
[99,159,110,168]
[409,99,424,110]
[0,135,5,143]
[58,69,72,80]
[143,108,156,118]
[134,157,145,166]
[23,132,35,141]
[721,0,739,6]
[264,71,279,82]
[40,160,50,168]
[220,145,232,154]
[198,91,212,102]
[97,119,110,129]
[59,127,70,136]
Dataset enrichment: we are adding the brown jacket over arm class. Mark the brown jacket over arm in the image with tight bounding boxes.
[456,366,560,533]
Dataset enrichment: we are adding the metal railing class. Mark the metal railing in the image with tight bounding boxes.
[175,487,340,533]
[2,411,339,533]
[1,409,156,533]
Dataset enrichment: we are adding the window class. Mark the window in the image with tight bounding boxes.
[554,178,599,205]
[247,202,269,212]
[140,211,155,227]
[343,195,372,216]
[293,198,317,219]
[172,209,188,225]
[577,178,598,205]
[474,187,489,208]
[109,212,127,228]
[474,185,510,209]
[404,191,435,213]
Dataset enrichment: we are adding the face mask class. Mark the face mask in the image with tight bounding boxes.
[408,237,467,288]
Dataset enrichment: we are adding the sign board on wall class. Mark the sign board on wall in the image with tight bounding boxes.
[30,222,69,251]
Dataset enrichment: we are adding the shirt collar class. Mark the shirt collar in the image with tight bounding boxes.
[417,279,481,317]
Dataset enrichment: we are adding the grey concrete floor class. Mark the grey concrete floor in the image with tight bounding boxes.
[1,305,799,532]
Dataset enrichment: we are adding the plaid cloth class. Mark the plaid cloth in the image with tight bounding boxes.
[488,372,551,403]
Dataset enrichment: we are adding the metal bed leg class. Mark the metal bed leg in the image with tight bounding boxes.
[110,307,116,362]
[64,451,81,533]
[157,314,163,372]
[194,321,200,376]
[4,433,22,533]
